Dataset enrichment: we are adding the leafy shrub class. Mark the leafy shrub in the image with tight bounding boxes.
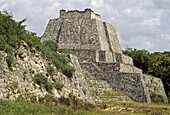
[57,92,96,111]
[5,44,13,54]
[0,35,6,50]
[54,82,64,91]
[28,69,34,75]
[9,82,18,89]
[33,74,47,87]
[33,74,53,93]
[16,50,24,58]
[0,55,2,62]
[33,74,64,93]
[44,82,53,93]
[43,41,58,51]
[6,53,15,68]
[58,95,71,106]
[61,65,75,78]
[46,66,54,76]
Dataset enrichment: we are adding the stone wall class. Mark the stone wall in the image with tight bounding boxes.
[60,9,100,20]
[104,22,122,53]
[0,42,93,103]
[41,10,123,53]
[80,62,150,102]
[41,19,62,42]
[143,75,167,99]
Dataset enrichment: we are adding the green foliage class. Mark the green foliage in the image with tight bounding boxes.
[0,99,74,115]
[6,53,15,68]
[28,68,35,75]
[123,47,170,99]
[0,10,75,77]
[23,69,28,74]
[43,40,58,51]
[46,66,54,76]
[33,74,47,86]
[10,82,18,89]
[61,65,75,78]
[150,92,168,103]
[16,50,24,57]
[33,74,64,93]
[123,47,151,73]
[54,82,64,91]
[0,55,2,62]
[33,74,51,92]
[57,92,96,111]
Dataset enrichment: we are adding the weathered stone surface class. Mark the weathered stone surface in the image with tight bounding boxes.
[41,9,167,103]
[143,75,167,99]
[0,42,93,103]
[41,9,121,52]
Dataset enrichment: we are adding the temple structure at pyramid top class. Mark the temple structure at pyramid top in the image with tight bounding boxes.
[60,8,101,20]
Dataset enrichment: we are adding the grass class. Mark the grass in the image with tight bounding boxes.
[0,98,170,115]
[0,99,74,115]
[102,100,170,115]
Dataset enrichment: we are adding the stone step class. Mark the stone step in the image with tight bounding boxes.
[88,81,109,84]
[90,88,113,91]
[82,62,142,74]
[88,85,110,88]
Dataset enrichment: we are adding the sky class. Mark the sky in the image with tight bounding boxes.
[0,0,170,52]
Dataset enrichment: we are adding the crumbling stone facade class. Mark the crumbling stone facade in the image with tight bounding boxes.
[41,9,167,103]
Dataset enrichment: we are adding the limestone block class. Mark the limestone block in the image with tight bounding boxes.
[104,23,122,53]
[143,74,167,99]
[121,54,133,65]
[70,49,97,62]
[120,63,142,74]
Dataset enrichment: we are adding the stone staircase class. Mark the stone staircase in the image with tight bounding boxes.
[86,75,131,102]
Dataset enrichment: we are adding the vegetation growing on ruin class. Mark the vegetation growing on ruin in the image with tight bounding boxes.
[0,55,2,62]
[123,47,170,100]
[0,97,170,115]
[0,10,75,77]
[33,74,64,93]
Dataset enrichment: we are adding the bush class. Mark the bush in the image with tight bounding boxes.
[61,65,75,77]
[33,74,53,93]
[44,82,53,93]
[33,74,64,93]
[10,82,18,89]
[54,82,64,91]
[16,50,24,58]
[43,41,58,51]
[6,53,15,68]
[57,93,96,111]
[46,66,54,76]
[33,74,47,87]
[0,55,2,62]
[58,96,71,106]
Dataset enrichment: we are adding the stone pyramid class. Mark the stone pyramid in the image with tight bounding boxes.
[41,9,167,103]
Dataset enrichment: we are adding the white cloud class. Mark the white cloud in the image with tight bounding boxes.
[138,18,160,26]
[0,0,5,2]
[0,4,8,10]
[122,8,131,16]
[91,0,104,8]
